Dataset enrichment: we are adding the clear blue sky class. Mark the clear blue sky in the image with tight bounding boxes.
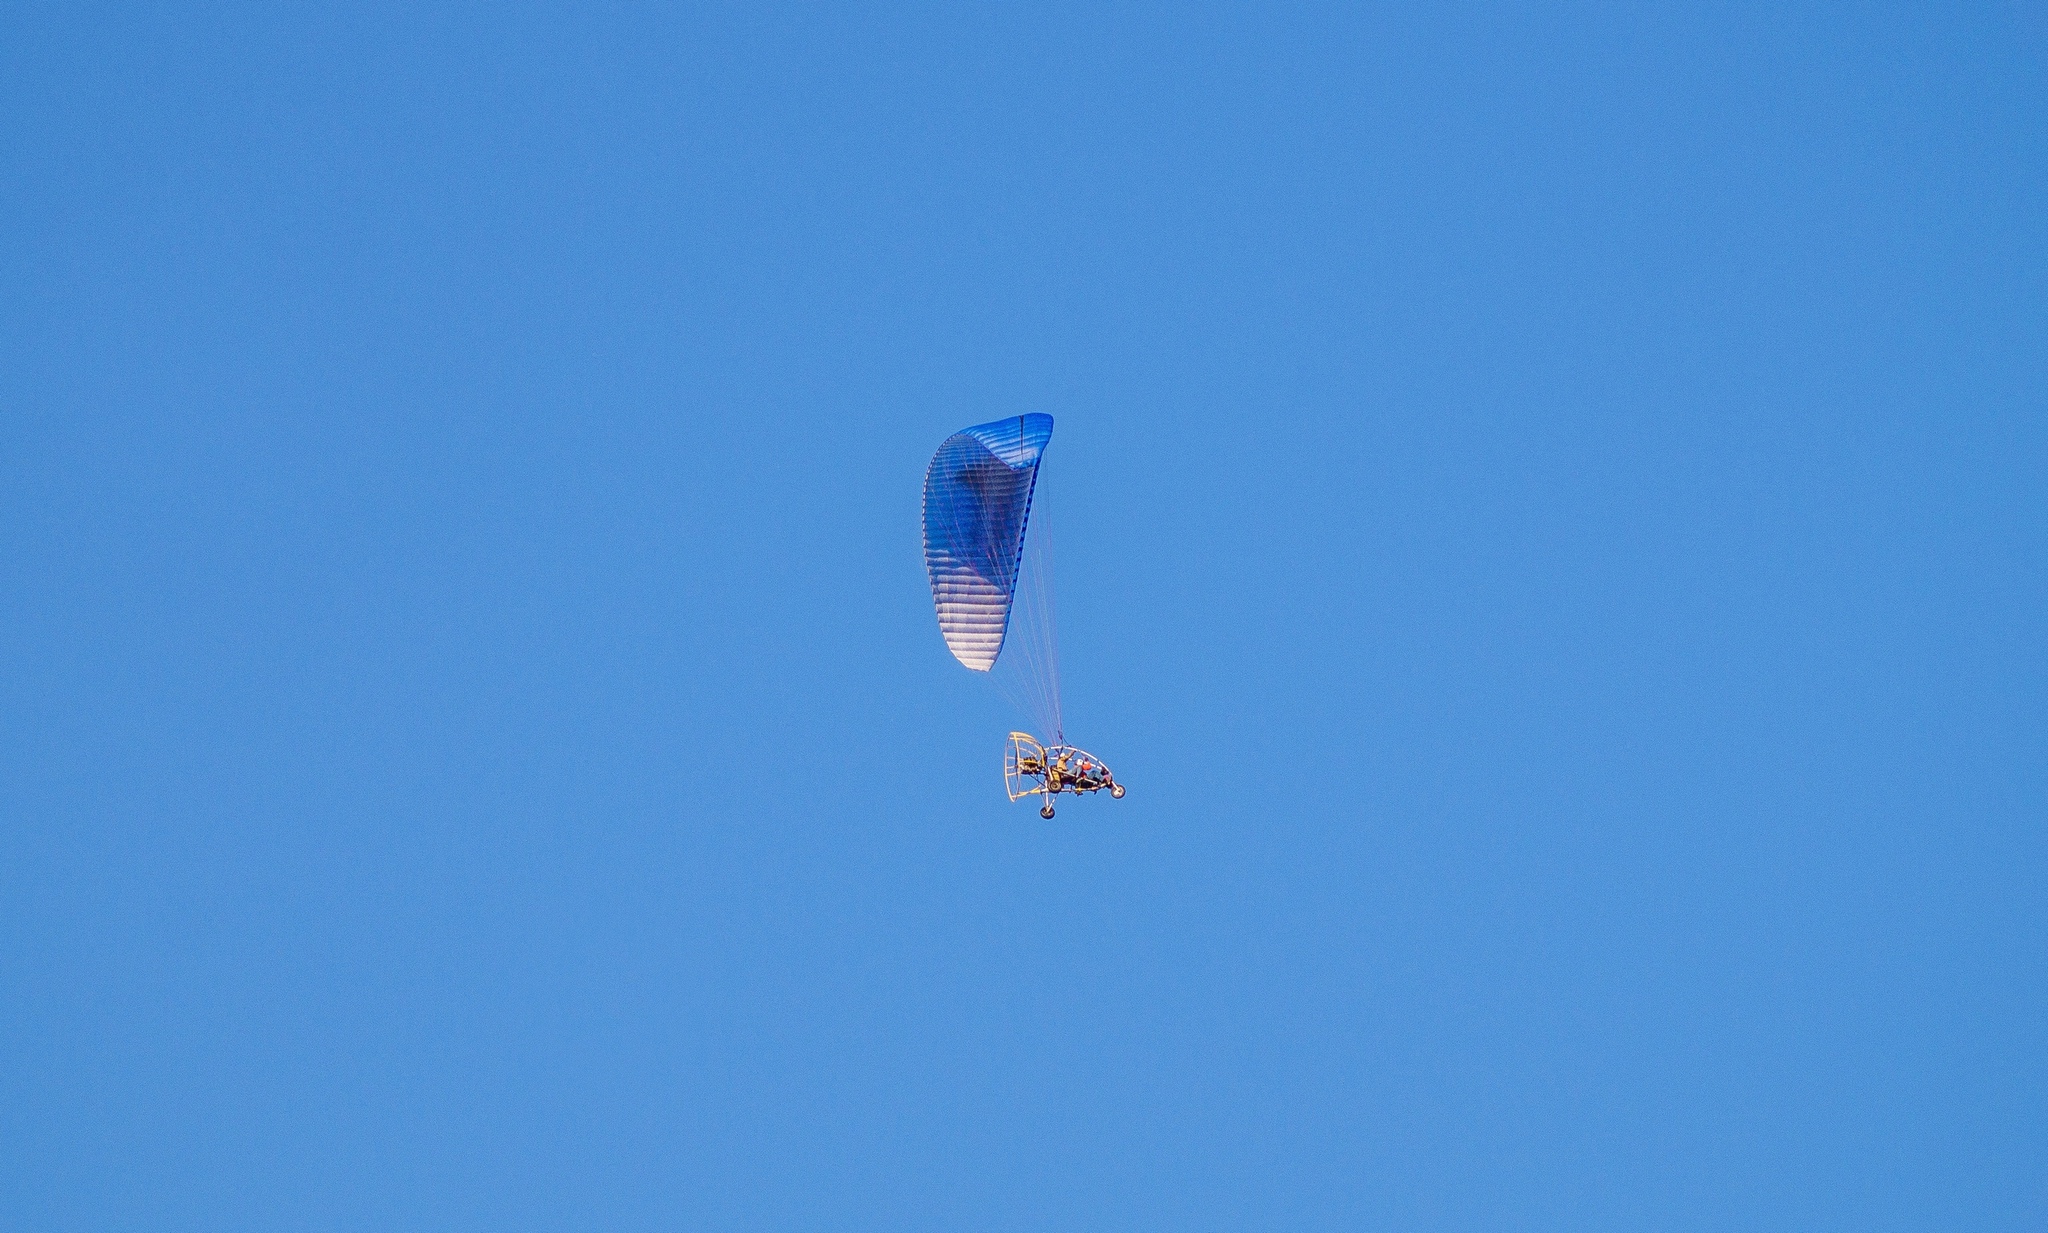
[4,3,2042,1229]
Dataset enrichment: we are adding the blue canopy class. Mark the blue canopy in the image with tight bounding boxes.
[921,414,1054,670]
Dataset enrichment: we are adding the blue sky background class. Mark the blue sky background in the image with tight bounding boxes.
[4,3,2043,1228]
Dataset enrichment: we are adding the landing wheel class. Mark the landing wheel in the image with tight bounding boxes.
[1110,783,1126,799]
[1040,803,1055,819]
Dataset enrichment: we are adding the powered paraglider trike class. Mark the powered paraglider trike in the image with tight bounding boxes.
[1005,732,1125,818]
[921,414,1126,820]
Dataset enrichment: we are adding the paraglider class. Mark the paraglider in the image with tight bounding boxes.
[921,414,1124,818]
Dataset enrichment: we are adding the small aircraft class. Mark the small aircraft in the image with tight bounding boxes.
[923,413,1127,819]
[1005,732,1125,818]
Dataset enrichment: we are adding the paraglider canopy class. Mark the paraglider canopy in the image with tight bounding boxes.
[920,414,1053,671]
